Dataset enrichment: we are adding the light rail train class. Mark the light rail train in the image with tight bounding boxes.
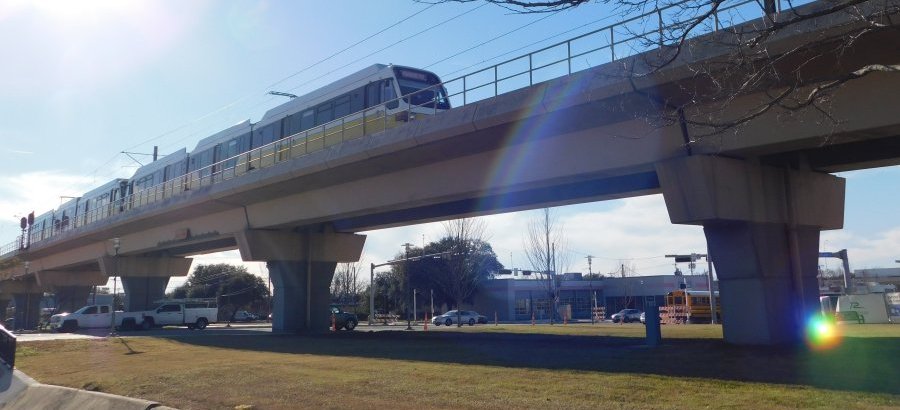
[19,64,449,248]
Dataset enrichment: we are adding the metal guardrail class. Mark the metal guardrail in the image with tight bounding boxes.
[1,0,811,255]
[0,325,16,368]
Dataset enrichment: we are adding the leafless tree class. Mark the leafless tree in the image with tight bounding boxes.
[331,258,365,306]
[611,260,639,310]
[422,0,900,146]
[431,218,493,326]
[523,208,570,323]
[0,257,20,272]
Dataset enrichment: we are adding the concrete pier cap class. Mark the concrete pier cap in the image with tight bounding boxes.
[656,155,845,345]
[236,229,366,333]
[97,255,193,311]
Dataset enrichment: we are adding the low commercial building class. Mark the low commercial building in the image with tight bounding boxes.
[471,274,715,321]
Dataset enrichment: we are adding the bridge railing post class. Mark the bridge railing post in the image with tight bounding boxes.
[657,8,663,48]
[610,27,615,61]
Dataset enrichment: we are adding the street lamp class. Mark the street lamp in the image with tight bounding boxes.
[109,238,120,337]
[23,261,30,331]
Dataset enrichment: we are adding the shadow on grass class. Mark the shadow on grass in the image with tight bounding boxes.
[116,337,143,355]
[164,330,900,396]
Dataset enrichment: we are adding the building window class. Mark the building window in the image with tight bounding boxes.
[515,298,530,316]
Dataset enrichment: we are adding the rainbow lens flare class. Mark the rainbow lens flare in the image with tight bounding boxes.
[805,314,842,350]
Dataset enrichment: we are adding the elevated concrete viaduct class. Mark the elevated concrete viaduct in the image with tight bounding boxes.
[1,0,898,344]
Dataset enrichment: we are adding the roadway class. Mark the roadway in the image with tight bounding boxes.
[13,321,614,342]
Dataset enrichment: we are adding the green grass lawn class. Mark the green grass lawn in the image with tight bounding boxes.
[14,323,900,410]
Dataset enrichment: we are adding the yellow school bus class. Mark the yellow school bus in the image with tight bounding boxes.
[665,290,721,323]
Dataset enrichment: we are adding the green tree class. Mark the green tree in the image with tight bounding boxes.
[372,269,405,317]
[405,219,503,320]
[170,264,270,321]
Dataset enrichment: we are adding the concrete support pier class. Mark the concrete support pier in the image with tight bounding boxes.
[35,270,106,313]
[2,279,43,330]
[657,156,845,345]
[237,229,365,333]
[98,256,192,311]
[0,295,10,321]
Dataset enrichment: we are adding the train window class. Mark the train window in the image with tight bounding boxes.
[285,114,303,136]
[382,79,398,109]
[256,123,278,145]
[224,138,239,158]
[300,110,314,131]
[316,102,333,126]
[382,79,396,102]
[333,95,350,118]
[164,160,187,181]
[365,82,380,108]
[349,87,364,112]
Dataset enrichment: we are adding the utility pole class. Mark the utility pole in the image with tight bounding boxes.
[369,249,452,327]
[369,262,375,325]
[402,243,414,330]
[586,255,594,324]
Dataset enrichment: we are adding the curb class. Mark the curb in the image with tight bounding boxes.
[0,367,174,410]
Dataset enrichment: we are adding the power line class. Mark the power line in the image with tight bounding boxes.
[283,4,488,97]
[423,9,563,70]
[437,12,619,78]
[265,3,438,91]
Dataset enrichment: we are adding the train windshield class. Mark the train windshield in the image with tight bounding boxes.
[394,67,450,109]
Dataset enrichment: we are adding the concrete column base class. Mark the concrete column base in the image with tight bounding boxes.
[121,277,170,311]
[0,298,10,321]
[12,293,42,331]
[269,261,337,332]
[704,222,821,345]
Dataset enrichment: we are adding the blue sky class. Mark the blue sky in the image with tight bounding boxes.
[1,1,897,291]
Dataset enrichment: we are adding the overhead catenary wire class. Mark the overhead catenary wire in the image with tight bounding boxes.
[437,12,620,78]
[423,9,563,70]
[282,4,488,96]
[115,3,444,161]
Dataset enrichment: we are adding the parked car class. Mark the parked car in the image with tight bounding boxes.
[329,305,358,331]
[432,310,482,326]
[611,309,642,323]
[233,310,258,322]
[477,313,488,324]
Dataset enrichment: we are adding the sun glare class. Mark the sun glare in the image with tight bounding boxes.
[805,314,842,351]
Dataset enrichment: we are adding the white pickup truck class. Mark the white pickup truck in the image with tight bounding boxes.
[48,305,141,332]
[49,300,218,332]
[137,301,218,330]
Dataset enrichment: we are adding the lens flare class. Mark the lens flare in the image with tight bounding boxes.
[805,314,842,350]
